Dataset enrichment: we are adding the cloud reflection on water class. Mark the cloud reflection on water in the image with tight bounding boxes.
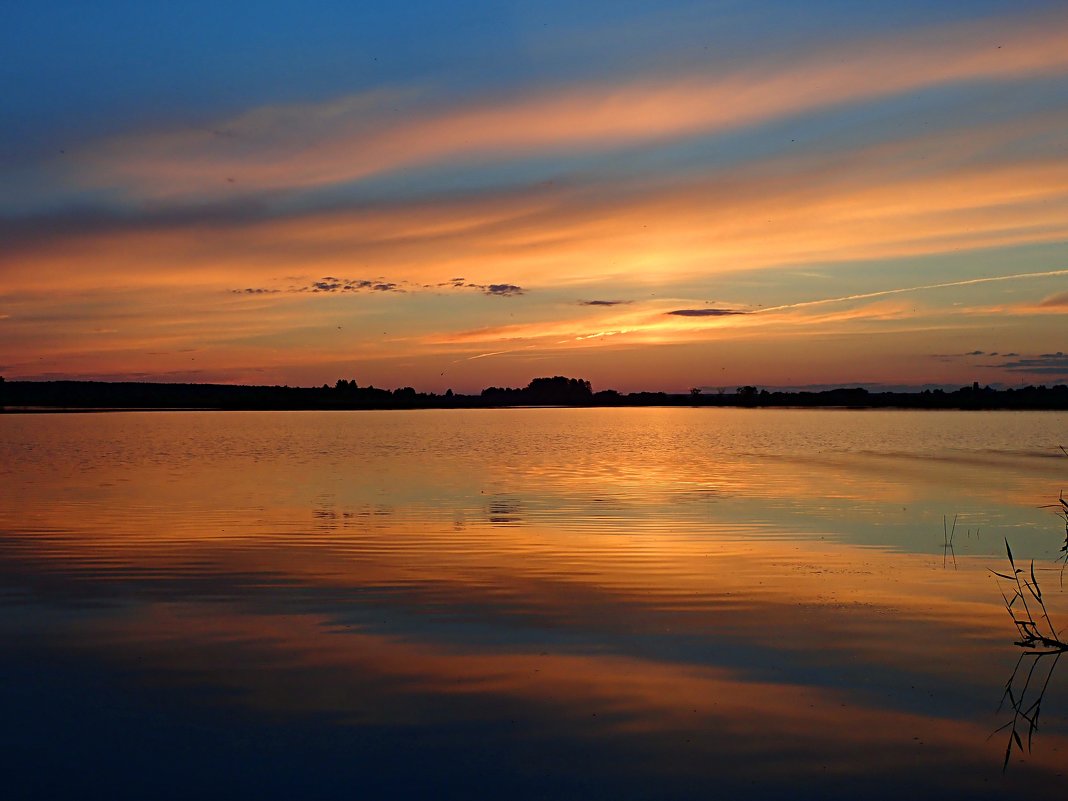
[2,409,1068,795]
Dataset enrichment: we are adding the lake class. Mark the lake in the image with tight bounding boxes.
[2,408,1067,798]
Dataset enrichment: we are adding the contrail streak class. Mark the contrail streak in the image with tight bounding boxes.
[754,268,1068,314]
[452,344,540,363]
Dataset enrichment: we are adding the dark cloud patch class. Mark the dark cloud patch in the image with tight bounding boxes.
[232,276,522,297]
[438,278,525,296]
[966,350,985,356]
[238,279,407,296]
[435,278,468,288]
[483,283,524,296]
[994,352,1068,374]
[580,300,631,306]
[666,308,749,317]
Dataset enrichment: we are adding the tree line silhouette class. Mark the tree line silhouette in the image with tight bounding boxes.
[1,374,1066,411]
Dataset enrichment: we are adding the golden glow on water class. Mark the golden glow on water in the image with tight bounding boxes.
[2,408,1067,794]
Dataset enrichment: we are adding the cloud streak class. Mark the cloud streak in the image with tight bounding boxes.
[752,269,1068,315]
[1037,290,1068,308]
[69,10,1068,200]
[9,140,1068,299]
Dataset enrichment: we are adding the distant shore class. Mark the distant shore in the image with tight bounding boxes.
[2,377,1067,412]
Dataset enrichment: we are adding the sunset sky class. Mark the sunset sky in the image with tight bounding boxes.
[3,0,1067,392]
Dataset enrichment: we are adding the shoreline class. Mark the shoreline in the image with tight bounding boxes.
[2,378,1066,413]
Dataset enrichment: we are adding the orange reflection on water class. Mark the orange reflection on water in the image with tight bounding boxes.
[0,507,1038,681]
[3,409,1067,787]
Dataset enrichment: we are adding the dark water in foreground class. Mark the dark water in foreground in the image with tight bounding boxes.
[2,408,1067,799]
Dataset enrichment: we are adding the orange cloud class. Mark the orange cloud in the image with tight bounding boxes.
[9,147,1068,296]
[1037,290,1068,308]
[68,10,1068,199]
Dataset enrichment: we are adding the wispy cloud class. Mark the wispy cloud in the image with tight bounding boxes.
[67,10,1068,200]
[1037,290,1068,308]
[9,144,1068,299]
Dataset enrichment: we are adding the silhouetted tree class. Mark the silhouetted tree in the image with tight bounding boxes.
[334,378,361,393]
[526,376,593,404]
[736,385,758,399]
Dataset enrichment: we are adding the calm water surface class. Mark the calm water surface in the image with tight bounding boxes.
[2,408,1067,798]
